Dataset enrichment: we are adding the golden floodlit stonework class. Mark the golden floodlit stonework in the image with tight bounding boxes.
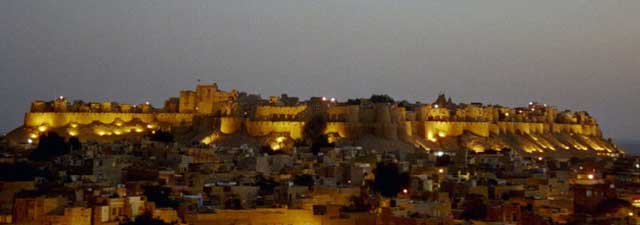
[13,83,620,155]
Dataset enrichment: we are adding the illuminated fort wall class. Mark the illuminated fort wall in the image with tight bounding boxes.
[254,105,307,120]
[21,83,605,147]
[24,112,194,128]
[23,108,602,142]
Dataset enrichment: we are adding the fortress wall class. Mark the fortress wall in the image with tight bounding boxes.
[391,107,407,123]
[179,91,197,113]
[399,121,412,139]
[358,108,377,123]
[254,105,307,119]
[550,124,600,136]
[375,104,392,124]
[24,112,194,128]
[420,121,492,140]
[325,122,352,138]
[245,121,305,139]
[154,113,195,125]
[327,105,359,122]
[494,122,548,135]
[219,117,244,134]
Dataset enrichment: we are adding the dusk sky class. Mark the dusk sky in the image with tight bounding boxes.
[1,0,639,140]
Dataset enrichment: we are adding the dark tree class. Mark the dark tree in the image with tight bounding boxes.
[398,100,414,111]
[68,137,82,152]
[143,185,179,209]
[29,132,69,161]
[460,194,488,220]
[373,161,411,198]
[120,213,172,225]
[302,113,332,155]
[149,130,174,143]
[369,94,395,104]
[310,134,334,156]
[346,99,362,105]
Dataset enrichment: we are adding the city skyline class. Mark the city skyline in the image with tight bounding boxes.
[1,0,639,141]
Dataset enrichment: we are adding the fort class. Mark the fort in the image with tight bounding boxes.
[11,83,620,156]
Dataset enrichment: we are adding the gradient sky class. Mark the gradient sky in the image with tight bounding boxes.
[1,0,639,140]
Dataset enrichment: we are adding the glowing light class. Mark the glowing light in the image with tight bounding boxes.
[29,133,38,139]
[37,125,48,132]
[27,139,33,144]
[629,212,634,217]
[97,131,106,136]
[402,189,408,194]
[201,134,219,145]
[135,128,144,133]
[322,97,327,101]
[114,130,122,135]
[276,136,286,143]
[434,104,439,109]
[435,151,444,157]
[438,131,446,138]
[587,174,594,180]
[635,164,639,169]
[270,143,282,151]
[438,168,444,174]
[538,157,543,161]
[70,123,78,128]
[68,130,78,136]
[330,97,336,102]
[505,113,510,117]
[145,101,150,105]
[59,96,64,100]
[529,102,533,105]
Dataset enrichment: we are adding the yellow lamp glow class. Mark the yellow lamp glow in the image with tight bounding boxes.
[37,125,48,132]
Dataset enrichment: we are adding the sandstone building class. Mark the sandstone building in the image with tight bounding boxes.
[13,83,620,155]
